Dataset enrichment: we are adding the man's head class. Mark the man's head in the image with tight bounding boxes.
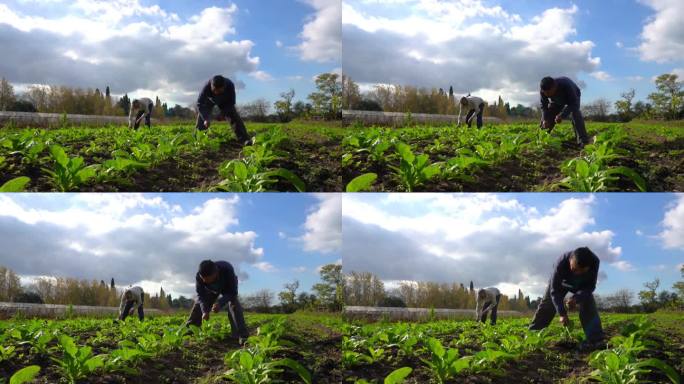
[540,76,557,97]
[477,289,487,300]
[460,96,469,106]
[132,100,140,109]
[211,75,226,96]
[199,259,219,284]
[569,247,595,275]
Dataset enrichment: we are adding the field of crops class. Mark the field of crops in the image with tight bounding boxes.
[0,121,343,192]
[0,312,343,384]
[342,121,684,192]
[341,313,683,383]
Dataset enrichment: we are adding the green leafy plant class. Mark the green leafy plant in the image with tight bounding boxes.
[50,335,105,384]
[42,145,97,191]
[346,173,377,192]
[0,176,30,192]
[9,365,41,384]
[420,338,472,384]
[390,142,441,192]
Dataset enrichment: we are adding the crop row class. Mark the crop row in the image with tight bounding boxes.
[343,124,647,192]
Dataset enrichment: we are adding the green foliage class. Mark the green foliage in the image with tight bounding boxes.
[42,145,97,191]
[390,142,441,192]
[51,335,105,384]
[346,173,377,192]
[0,176,30,192]
[9,365,41,384]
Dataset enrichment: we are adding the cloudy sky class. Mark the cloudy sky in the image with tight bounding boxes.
[342,0,684,106]
[0,0,341,106]
[342,193,684,300]
[0,193,341,298]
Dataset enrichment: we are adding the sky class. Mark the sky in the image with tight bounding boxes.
[0,0,341,106]
[342,193,684,301]
[0,193,342,299]
[342,0,684,107]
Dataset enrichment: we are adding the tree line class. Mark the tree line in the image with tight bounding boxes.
[342,73,684,122]
[344,271,536,312]
[0,263,344,313]
[344,267,684,313]
[0,72,342,122]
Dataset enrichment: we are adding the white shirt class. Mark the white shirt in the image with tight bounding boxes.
[457,96,484,124]
[128,97,153,127]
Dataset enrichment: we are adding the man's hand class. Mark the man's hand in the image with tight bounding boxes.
[542,120,551,130]
[555,115,562,124]
[211,303,220,313]
[559,315,570,327]
[204,120,210,129]
[202,312,210,321]
[566,297,577,311]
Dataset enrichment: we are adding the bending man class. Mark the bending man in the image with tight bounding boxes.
[539,76,591,147]
[129,98,153,129]
[195,75,251,145]
[529,246,606,351]
[457,95,485,129]
[118,286,145,321]
[186,259,249,345]
[475,287,501,325]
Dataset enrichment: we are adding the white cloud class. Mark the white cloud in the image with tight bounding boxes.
[278,231,287,239]
[298,0,341,63]
[0,195,264,297]
[590,71,613,81]
[342,1,599,104]
[253,262,276,272]
[659,194,684,250]
[612,261,635,272]
[616,41,624,48]
[249,70,274,81]
[300,194,342,253]
[638,0,684,63]
[276,40,283,48]
[0,3,260,105]
[292,266,308,273]
[628,76,645,81]
[343,194,623,298]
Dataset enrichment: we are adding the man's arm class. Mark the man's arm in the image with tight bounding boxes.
[217,294,231,309]
[128,105,135,128]
[457,102,463,125]
[475,295,481,319]
[196,83,213,123]
[550,261,568,317]
[119,292,126,315]
[195,278,210,315]
[540,92,549,112]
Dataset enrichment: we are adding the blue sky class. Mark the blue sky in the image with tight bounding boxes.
[0,0,341,106]
[342,0,684,107]
[0,193,341,299]
[342,193,684,301]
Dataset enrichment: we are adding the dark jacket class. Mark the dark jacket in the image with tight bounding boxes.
[196,76,237,122]
[195,261,239,314]
[550,250,599,316]
[540,77,581,119]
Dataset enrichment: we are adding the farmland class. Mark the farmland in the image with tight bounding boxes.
[342,121,684,192]
[0,312,343,384]
[0,121,343,192]
[341,312,683,383]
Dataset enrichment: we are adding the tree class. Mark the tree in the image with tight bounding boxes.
[638,278,660,311]
[13,290,44,304]
[240,98,271,121]
[313,263,343,310]
[469,281,474,292]
[278,279,299,309]
[154,96,164,121]
[614,89,636,121]
[274,89,296,122]
[0,266,22,301]
[648,74,683,120]
[11,100,37,112]
[582,98,611,121]
[377,296,406,307]
[244,289,274,312]
[673,265,684,309]
[603,289,634,312]
[355,99,383,111]
[0,77,16,111]
[342,75,361,110]
[117,94,131,116]
[308,73,341,119]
